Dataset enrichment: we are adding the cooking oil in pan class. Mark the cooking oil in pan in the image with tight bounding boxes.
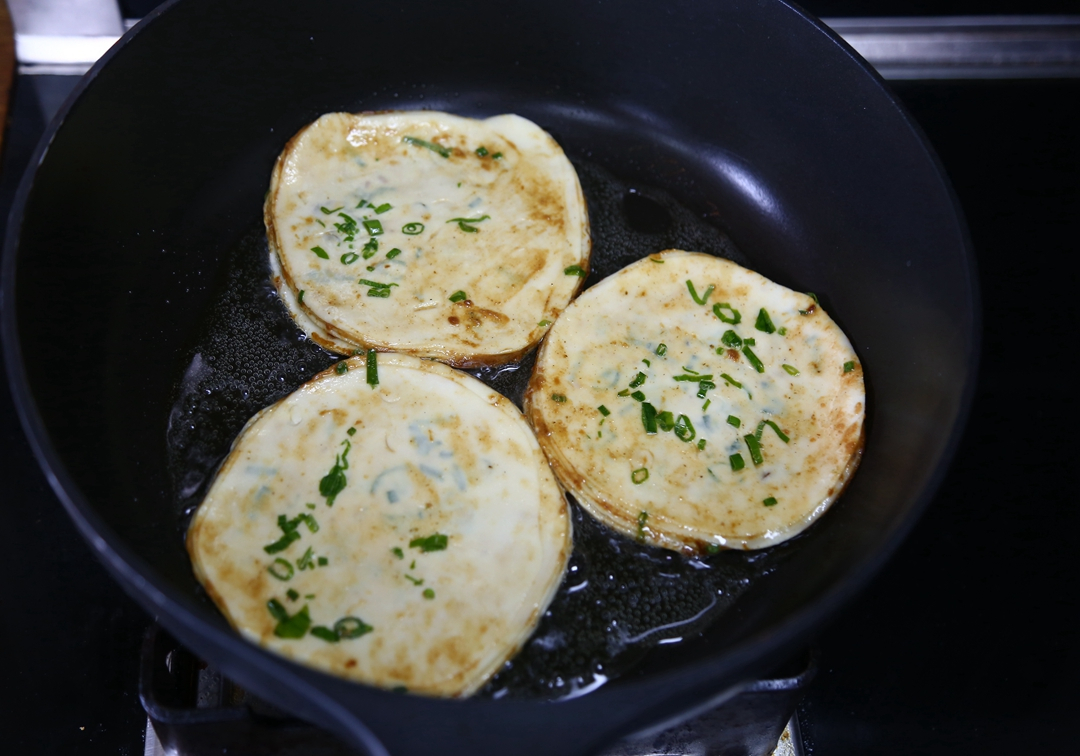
[166,159,796,700]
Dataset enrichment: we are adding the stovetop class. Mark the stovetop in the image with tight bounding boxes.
[2,35,1077,756]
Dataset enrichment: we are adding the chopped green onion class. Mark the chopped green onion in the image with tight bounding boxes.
[713,302,741,324]
[844,361,856,373]
[475,145,489,157]
[674,373,713,382]
[449,290,468,302]
[655,343,667,356]
[311,246,329,259]
[493,152,503,159]
[392,547,404,559]
[727,415,741,428]
[347,427,357,436]
[806,292,820,304]
[742,346,765,373]
[362,239,379,259]
[552,393,567,403]
[272,604,311,639]
[630,390,646,402]
[320,206,343,215]
[755,308,776,333]
[402,222,425,235]
[538,319,552,326]
[340,252,359,265]
[297,546,315,571]
[686,280,715,305]
[782,364,800,376]
[629,372,646,388]
[367,288,391,298]
[758,419,790,443]
[374,203,392,214]
[405,574,423,586]
[719,373,742,388]
[297,289,305,303]
[636,510,648,541]
[702,399,711,411]
[267,598,289,622]
[402,135,451,157]
[410,533,448,552]
[335,362,348,375]
[682,366,700,374]
[720,330,742,348]
[366,349,379,388]
[763,497,778,507]
[358,279,397,289]
[744,337,756,346]
[641,402,658,434]
[697,439,707,450]
[286,588,299,601]
[631,467,649,484]
[729,453,745,471]
[649,257,664,263]
[642,359,651,367]
[363,219,383,236]
[706,543,721,554]
[778,327,787,336]
[598,405,611,416]
[448,215,490,233]
[310,626,339,643]
[264,530,300,554]
[658,410,675,432]
[335,616,373,639]
[696,380,715,399]
[618,388,630,397]
[317,556,328,566]
[744,434,764,466]
[386,247,402,259]
[267,558,294,581]
[423,588,435,599]
[564,264,587,277]
[674,414,696,442]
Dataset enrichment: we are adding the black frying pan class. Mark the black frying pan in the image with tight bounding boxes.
[1,1,978,754]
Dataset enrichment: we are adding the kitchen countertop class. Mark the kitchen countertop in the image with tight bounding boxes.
[1,65,1076,756]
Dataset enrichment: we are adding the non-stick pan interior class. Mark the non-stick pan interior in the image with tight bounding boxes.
[3,1,976,754]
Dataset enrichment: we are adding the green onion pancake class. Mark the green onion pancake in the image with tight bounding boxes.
[266,111,590,367]
[525,250,864,553]
[187,353,571,696]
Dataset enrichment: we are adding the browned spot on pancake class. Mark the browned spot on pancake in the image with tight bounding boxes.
[448,316,460,325]
[726,348,740,361]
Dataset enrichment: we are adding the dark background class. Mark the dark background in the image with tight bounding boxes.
[1,3,1076,753]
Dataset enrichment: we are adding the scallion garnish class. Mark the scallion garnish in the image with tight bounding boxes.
[270,603,311,639]
[267,598,289,622]
[362,219,383,236]
[340,252,359,265]
[742,346,765,373]
[386,247,402,259]
[702,399,711,411]
[286,588,299,601]
[335,362,348,375]
[782,364,800,376]
[642,359,651,367]
[447,215,490,233]
[449,290,468,302]
[319,439,351,506]
[618,388,630,396]
[641,402,658,434]
[650,257,664,263]
[564,264,587,277]
[763,497,778,507]
[743,434,764,466]
[629,372,646,388]
[844,361,856,373]
[673,373,713,382]
[320,206,343,215]
[405,574,423,586]
[727,415,741,428]
[392,547,404,559]
[720,330,742,348]
[696,380,715,399]
[311,246,329,259]
[402,135,451,157]
[347,427,357,436]
[630,390,646,402]
[778,327,787,336]
[402,222,425,235]
[674,414,696,442]
[539,319,552,326]
[757,419,790,443]
[686,280,715,305]
[410,533,448,552]
[598,405,611,416]
[552,393,567,403]
[267,558,294,581]
[713,302,741,324]
[264,530,300,554]
[697,439,707,450]
[807,292,820,304]
[311,626,339,643]
[362,239,379,259]
[745,337,756,346]
[658,410,675,432]
[297,546,315,571]
[374,203,392,214]
[317,556,328,566]
[366,349,378,388]
[719,373,742,388]
[423,588,435,599]
[298,290,305,303]
[368,288,391,298]
[729,453,745,471]
[493,152,503,159]
[631,467,649,484]
[636,510,648,541]
[755,308,776,333]
[475,146,489,157]
[655,343,667,356]
[334,616,373,639]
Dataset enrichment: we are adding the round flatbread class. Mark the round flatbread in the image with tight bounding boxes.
[266,111,590,367]
[525,250,864,553]
[187,354,571,696]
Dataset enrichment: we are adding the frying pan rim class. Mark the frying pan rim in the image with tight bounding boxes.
[1,0,981,745]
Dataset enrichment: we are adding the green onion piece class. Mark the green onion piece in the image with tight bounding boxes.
[335,362,348,375]
[367,288,391,298]
[782,364,800,376]
[475,145,489,157]
[405,574,423,585]
[727,415,741,428]
[310,626,339,643]
[697,439,707,450]
[642,359,651,367]
[386,247,402,259]
[335,617,373,638]
[552,393,567,403]
[273,605,311,639]
[636,510,648,541]
[493,152,503,159]
[297,546,315,571]
[702,399,711,411]
[778,327,787,336]
[267,598,289,622]
[538,319,552,326]
[366,349,379,388]
[358,279,396,289]
[742,346,765,373]
[264,530,300,554]
[402,222,425,235]
[317,556,328,566]
[673,374,713,382]
[286,588,299,601]
[641,402,658,434]
[755,308,776,333]
[297,289,305,303]
[631,390,646,402]
[629,372,646,388]
[650,257,664,263]
[706,543,720,554]
[713,302,741,324]
[721,329,743,348]
[363,219,383,236]
[745,337,756,346]
[374,203,392,214]
[844,361,856,373]
[423,588,435,599]
[598,405,611,416]
[410,533,449,552]
[320,206,343,215]
[334,213,358,238]
[763,497,778,507]
[658,410,675,432]
[744,434,764,466]
[806,292,820,304]
[392,547,404,559]
[761,420,790,443]
[447,215,490,233]
[674,414,696,442]
[311,246,329,259]
[686,280,715,305]
[618,388,630,397]
[402,135,451,157]
[631,467,649,484]
[682,366,700,374]
[267,558,294,581]
[347,427,357,436]
[356,199,368,208]
[655,343,667,356]
[696,380,715,399]
[362,239,379,259]
[729,453,745,471]
[449,290,468,303]
[720,373,742,388]
[564,264,587,277]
